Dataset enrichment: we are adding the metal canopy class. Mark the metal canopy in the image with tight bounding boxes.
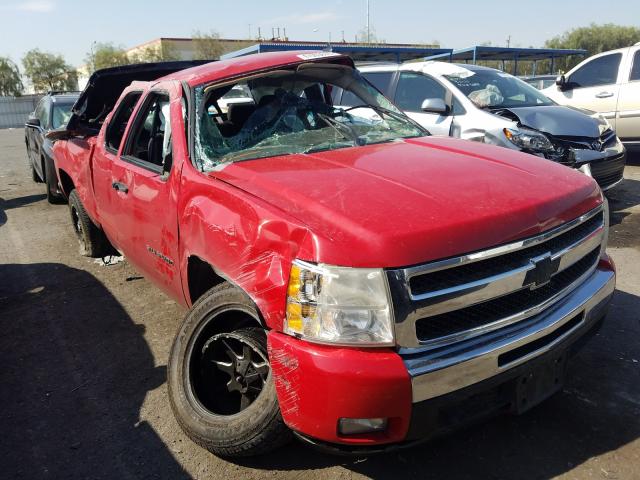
[221,42,452,63]
[424,46,587,75]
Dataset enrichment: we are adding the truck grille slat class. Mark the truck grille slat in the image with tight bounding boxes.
[387,206,605,348]
[414,248,599,342]
[409,212,603,295]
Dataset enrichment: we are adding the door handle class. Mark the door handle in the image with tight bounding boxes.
[112,181,129,194]
[595,92,614,98]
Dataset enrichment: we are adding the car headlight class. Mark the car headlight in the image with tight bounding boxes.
[504,127,555,153]
[285,260,395,346]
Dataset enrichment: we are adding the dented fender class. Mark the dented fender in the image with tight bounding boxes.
[177,161,316,328]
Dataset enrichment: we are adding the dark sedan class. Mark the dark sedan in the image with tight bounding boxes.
[25,91,79,203]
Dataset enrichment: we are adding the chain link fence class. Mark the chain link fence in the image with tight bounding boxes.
[0,95,42,129]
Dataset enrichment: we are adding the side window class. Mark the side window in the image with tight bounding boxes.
[395,72,446,112]
[569,53,622,88]
[39,99,51,128]
[34,98,45,123]
[338,87,361,107]
[451,97,465,115]
[362,72,394,95]
[105,92,142,153]
[124,92,172,171]
[630,50,640,82]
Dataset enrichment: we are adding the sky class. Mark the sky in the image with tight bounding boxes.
[1,0,639,67]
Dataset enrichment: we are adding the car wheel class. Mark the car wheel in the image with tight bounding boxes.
[168,283,292,457]
[68,189,107,257]
[44,160,65,204]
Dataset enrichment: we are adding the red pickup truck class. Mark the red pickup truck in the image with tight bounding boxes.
[52,52,616,457]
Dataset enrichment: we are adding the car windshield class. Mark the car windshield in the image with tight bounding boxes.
[51,102,74,129]
[444,69,555,109]
[194,63,426,170]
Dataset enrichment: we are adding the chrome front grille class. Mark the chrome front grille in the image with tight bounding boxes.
[387,206,605,349]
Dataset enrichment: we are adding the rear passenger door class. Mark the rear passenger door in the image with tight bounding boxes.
[108,82,184,298]
[393,72,453,136]
[615,48,640,141]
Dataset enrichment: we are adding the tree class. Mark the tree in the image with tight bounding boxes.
[129,43,180,64]
[192,30,224,60]
[0,57,23,96]
[87,42,129,71]
[544,23,640,71]
[22,49,77,93]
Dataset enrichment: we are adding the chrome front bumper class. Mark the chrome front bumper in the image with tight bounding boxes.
[403,264,615,403]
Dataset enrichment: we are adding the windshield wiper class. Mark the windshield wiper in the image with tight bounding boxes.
[317,113,365,146]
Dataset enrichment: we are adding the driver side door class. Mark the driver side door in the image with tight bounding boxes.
[107,83,184,298]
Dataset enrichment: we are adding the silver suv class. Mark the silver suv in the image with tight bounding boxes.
[543,43,640,148]
[355,62,626,190]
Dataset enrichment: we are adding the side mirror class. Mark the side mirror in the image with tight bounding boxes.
[555,74,568,90]
[420,98,448,114]
[26,117,40,127]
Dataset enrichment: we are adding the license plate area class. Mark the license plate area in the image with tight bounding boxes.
[515,354,567,414]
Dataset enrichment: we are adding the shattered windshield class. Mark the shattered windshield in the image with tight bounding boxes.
[194,63,426,170]
[444,69,555,109]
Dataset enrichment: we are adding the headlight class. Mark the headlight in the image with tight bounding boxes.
[285,260,394,346]
[504,127,555,153]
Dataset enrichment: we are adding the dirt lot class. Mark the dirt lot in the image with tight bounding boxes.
[1,128,639,480]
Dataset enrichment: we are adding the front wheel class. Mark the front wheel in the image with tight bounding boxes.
[168,283,291,457]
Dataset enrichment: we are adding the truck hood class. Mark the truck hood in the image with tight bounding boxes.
[213,136,601,267]
[493,105,607,138]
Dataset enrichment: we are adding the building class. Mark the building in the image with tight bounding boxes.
[125,37,255,62]
[77,37,255,89]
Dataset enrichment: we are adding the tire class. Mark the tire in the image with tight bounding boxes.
[168,283,292,457]
[44,157,65,204]
[68,189,107,257]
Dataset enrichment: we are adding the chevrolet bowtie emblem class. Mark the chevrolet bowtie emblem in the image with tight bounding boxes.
[527,253,555,289]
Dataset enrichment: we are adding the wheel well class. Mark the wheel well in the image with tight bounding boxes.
[187,256,226,304]
[58,169,74,198]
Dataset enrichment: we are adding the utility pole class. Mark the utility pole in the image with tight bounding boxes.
[366,0,371,43]
[506,35,511,48]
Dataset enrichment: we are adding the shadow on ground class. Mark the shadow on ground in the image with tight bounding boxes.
[0,194,47,227]
[0,263,189,479]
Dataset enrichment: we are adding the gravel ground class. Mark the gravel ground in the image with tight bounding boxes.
[1,128,639,480]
